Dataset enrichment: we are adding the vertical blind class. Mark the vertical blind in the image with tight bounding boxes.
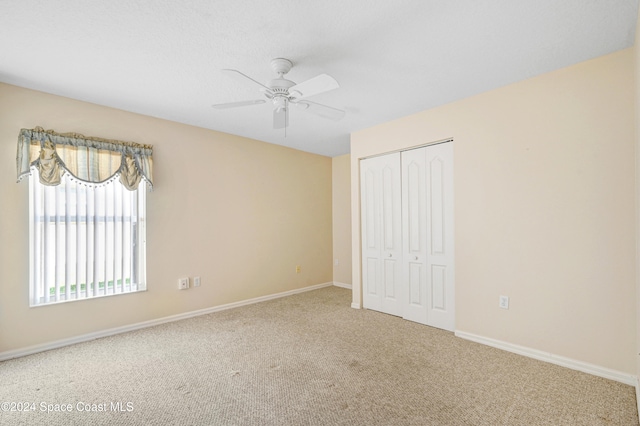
[17,127,153,306]
[30,172,147,304]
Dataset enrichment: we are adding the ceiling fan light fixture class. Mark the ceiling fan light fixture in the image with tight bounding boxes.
[273,96,288,110]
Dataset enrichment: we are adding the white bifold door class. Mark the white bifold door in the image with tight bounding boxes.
[360,152,403,317]
[360,142,454,331]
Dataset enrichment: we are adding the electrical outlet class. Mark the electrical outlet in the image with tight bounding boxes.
[194,276,201,287]
[499,295,509,309]
[178,278,189,290]
[296,265,301,273]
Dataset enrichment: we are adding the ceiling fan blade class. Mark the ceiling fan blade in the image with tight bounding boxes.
[289,74,339,99]
[295,100,345,121]
[273,107,288,129]
[222,69,270,90]
[212,99,266,109]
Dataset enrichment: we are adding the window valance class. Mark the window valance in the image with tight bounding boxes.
[16,126,153,190]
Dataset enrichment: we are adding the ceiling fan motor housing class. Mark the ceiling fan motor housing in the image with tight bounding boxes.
[268,58,295,108]
[268,79,295,92]
[269,58,296,106]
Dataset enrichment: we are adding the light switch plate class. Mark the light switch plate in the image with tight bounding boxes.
[499,295,509,309]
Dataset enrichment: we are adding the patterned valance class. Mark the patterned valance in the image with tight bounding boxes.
[17,127,153,190]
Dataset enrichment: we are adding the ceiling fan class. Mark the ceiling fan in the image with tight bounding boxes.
[212,58,345,129]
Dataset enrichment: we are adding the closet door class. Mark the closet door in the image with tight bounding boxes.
[401,143,454,331]
[401,148,428,323]
[360,153,403,316]
[425,142,454,331]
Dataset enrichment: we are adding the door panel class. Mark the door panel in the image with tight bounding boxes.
[360,153,402,316]
[429,157,445,254]
[401,142,454,330]
[408,262,422,306]
[401,148,428,323]
[364,170,377,250]
[384,258,398,298]
[425,143,455,331]
[365,258,378,296]
[431,265,446,310]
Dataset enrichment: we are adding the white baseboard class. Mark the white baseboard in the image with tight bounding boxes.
[0,282,334,362]
[333,281,352,290]
[455,331,637,386]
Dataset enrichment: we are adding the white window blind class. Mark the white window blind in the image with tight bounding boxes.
[29,171,147,306]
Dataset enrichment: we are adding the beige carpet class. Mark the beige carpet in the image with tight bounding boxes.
[0,286,637,425]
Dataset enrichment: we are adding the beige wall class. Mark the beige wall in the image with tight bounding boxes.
[635,8,640,392]
[332,154,352,285]
[0,83,332,353]
[351,49,636,374]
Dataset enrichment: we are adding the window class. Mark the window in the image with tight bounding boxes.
[29,171,147,306]
[17,127,153,307]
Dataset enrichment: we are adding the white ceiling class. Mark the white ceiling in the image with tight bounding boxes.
[0,1,637,157]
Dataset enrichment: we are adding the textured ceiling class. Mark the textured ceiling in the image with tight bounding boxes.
[0,0,637,157]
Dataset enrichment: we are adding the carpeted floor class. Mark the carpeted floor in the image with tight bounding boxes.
[0,286,637,425]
